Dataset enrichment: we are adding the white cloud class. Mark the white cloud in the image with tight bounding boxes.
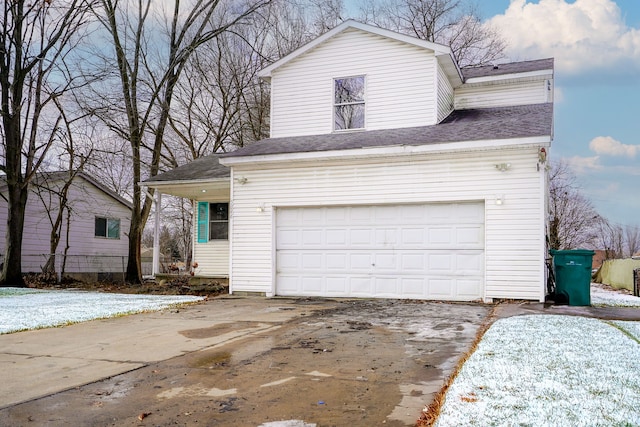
[489,0,640,75]
[589,136,639,157]
[565,155,602,174]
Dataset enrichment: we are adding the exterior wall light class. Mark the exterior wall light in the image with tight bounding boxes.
[495,195,504,205]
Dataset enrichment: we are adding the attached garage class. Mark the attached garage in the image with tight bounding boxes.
[275,202,485,300]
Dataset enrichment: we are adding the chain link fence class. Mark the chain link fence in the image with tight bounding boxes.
[0,254,183,283]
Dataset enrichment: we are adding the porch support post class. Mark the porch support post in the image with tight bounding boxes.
[152,191,162,276]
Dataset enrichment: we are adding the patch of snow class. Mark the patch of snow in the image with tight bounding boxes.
[435,315,640,427]
[258,421,316,427]
[590,285,640,307]
[0,288,204,334]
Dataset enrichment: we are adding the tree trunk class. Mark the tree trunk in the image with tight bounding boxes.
[1,183,28,287]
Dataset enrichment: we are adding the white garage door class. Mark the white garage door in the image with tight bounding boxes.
[276,203,484,300]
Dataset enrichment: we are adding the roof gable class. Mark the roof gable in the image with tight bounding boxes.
[258,20,463,86]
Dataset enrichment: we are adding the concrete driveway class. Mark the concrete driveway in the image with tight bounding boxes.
[0,296,490,426]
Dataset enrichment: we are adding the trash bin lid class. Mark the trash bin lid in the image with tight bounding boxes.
[550,249,595,256]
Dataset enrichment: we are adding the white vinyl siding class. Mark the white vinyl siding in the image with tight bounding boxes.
[192,241,229,277]
[0,177,131,274]
[192,202,230,277]
[228,146,547,301]
[437,64,454,122]
[454,80,549,110]
[269,28,439,137]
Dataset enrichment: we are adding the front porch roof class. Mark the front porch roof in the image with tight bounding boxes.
[142,154,230,200]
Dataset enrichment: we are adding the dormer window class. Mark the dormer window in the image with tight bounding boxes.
[334,76,365,130]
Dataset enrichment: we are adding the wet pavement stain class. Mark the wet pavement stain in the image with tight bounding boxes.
[189,350,232,369]
[179,321,262,338]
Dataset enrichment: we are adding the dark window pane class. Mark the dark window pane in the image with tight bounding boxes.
[334,76,365,103]
[335,104,365,130]
[209,203,229,240]
[210,203,228,221]
[107,219,120,239]
[95,217,106,237]
[209,222,228,240]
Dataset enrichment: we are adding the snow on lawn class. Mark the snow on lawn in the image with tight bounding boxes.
[591,284,640,307]
[0,288,204,334]
[435,315,640,427]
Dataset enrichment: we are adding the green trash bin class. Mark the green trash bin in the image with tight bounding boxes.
[550,249,595,306]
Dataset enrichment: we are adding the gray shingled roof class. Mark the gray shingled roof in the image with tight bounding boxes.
[144,154,229,184]
[222,103,553,158]
[461,58,554,79]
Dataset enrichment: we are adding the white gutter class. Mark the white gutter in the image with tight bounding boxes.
[143,177,229,188]
[218,136,552,166]
[465,69,553,85]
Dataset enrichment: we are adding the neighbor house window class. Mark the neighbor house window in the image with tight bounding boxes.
[95,217,120,239]
[334,75,365,130]
[197,202,229,242]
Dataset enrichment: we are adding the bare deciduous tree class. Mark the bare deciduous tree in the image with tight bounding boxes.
[84,0,271,283]
[357,0,505,67]
[0,0,91,287]
[548,160,603,250]
[624,224,640,258]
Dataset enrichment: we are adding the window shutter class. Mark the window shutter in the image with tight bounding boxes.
[197,202,208,243]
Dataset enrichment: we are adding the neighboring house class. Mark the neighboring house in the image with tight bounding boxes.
[0,171,132,281]
[145,20,554,302]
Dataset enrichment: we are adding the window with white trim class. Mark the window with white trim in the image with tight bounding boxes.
[197,202,228,242]
[334,76,365,130]
[95,217,120,239]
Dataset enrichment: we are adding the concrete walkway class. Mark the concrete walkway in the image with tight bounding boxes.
[0,297,327,409]
[494,302,640,321]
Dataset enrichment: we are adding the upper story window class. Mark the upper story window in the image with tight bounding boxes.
[95,217,120,239]
[334,76,365,131]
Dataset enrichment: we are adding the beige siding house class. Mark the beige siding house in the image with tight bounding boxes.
[145,20,554,302]
[0,172,132,281]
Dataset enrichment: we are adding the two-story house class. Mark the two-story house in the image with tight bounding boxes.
[144,20,554,302]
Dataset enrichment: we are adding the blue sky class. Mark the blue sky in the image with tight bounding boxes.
[478,0,640,228]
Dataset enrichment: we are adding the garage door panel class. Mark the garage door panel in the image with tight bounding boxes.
[401,253,425,270]
[277,229,299,247]
[326,277,347,294]
[428,253,454,272]
[351,228,373,245]
[456,226,484,245]
[276,203,484,300]
[401,278,426,297]
[277,252,300,269]
[429,278,455,297]
[401,228,426,245]
[350,277,374,295]
[375,253,397,269]
[456,252,484,274]
[326,253,347,270]
[375,277,399,296]
[302,253,323,269]
[326,229,347,245]
[458,279,483,298]
[350,253,373,270]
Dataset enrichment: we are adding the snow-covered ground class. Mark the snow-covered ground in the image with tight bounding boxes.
[435,285,640,427]
[0,287,204,334]
[591,283,640,307]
